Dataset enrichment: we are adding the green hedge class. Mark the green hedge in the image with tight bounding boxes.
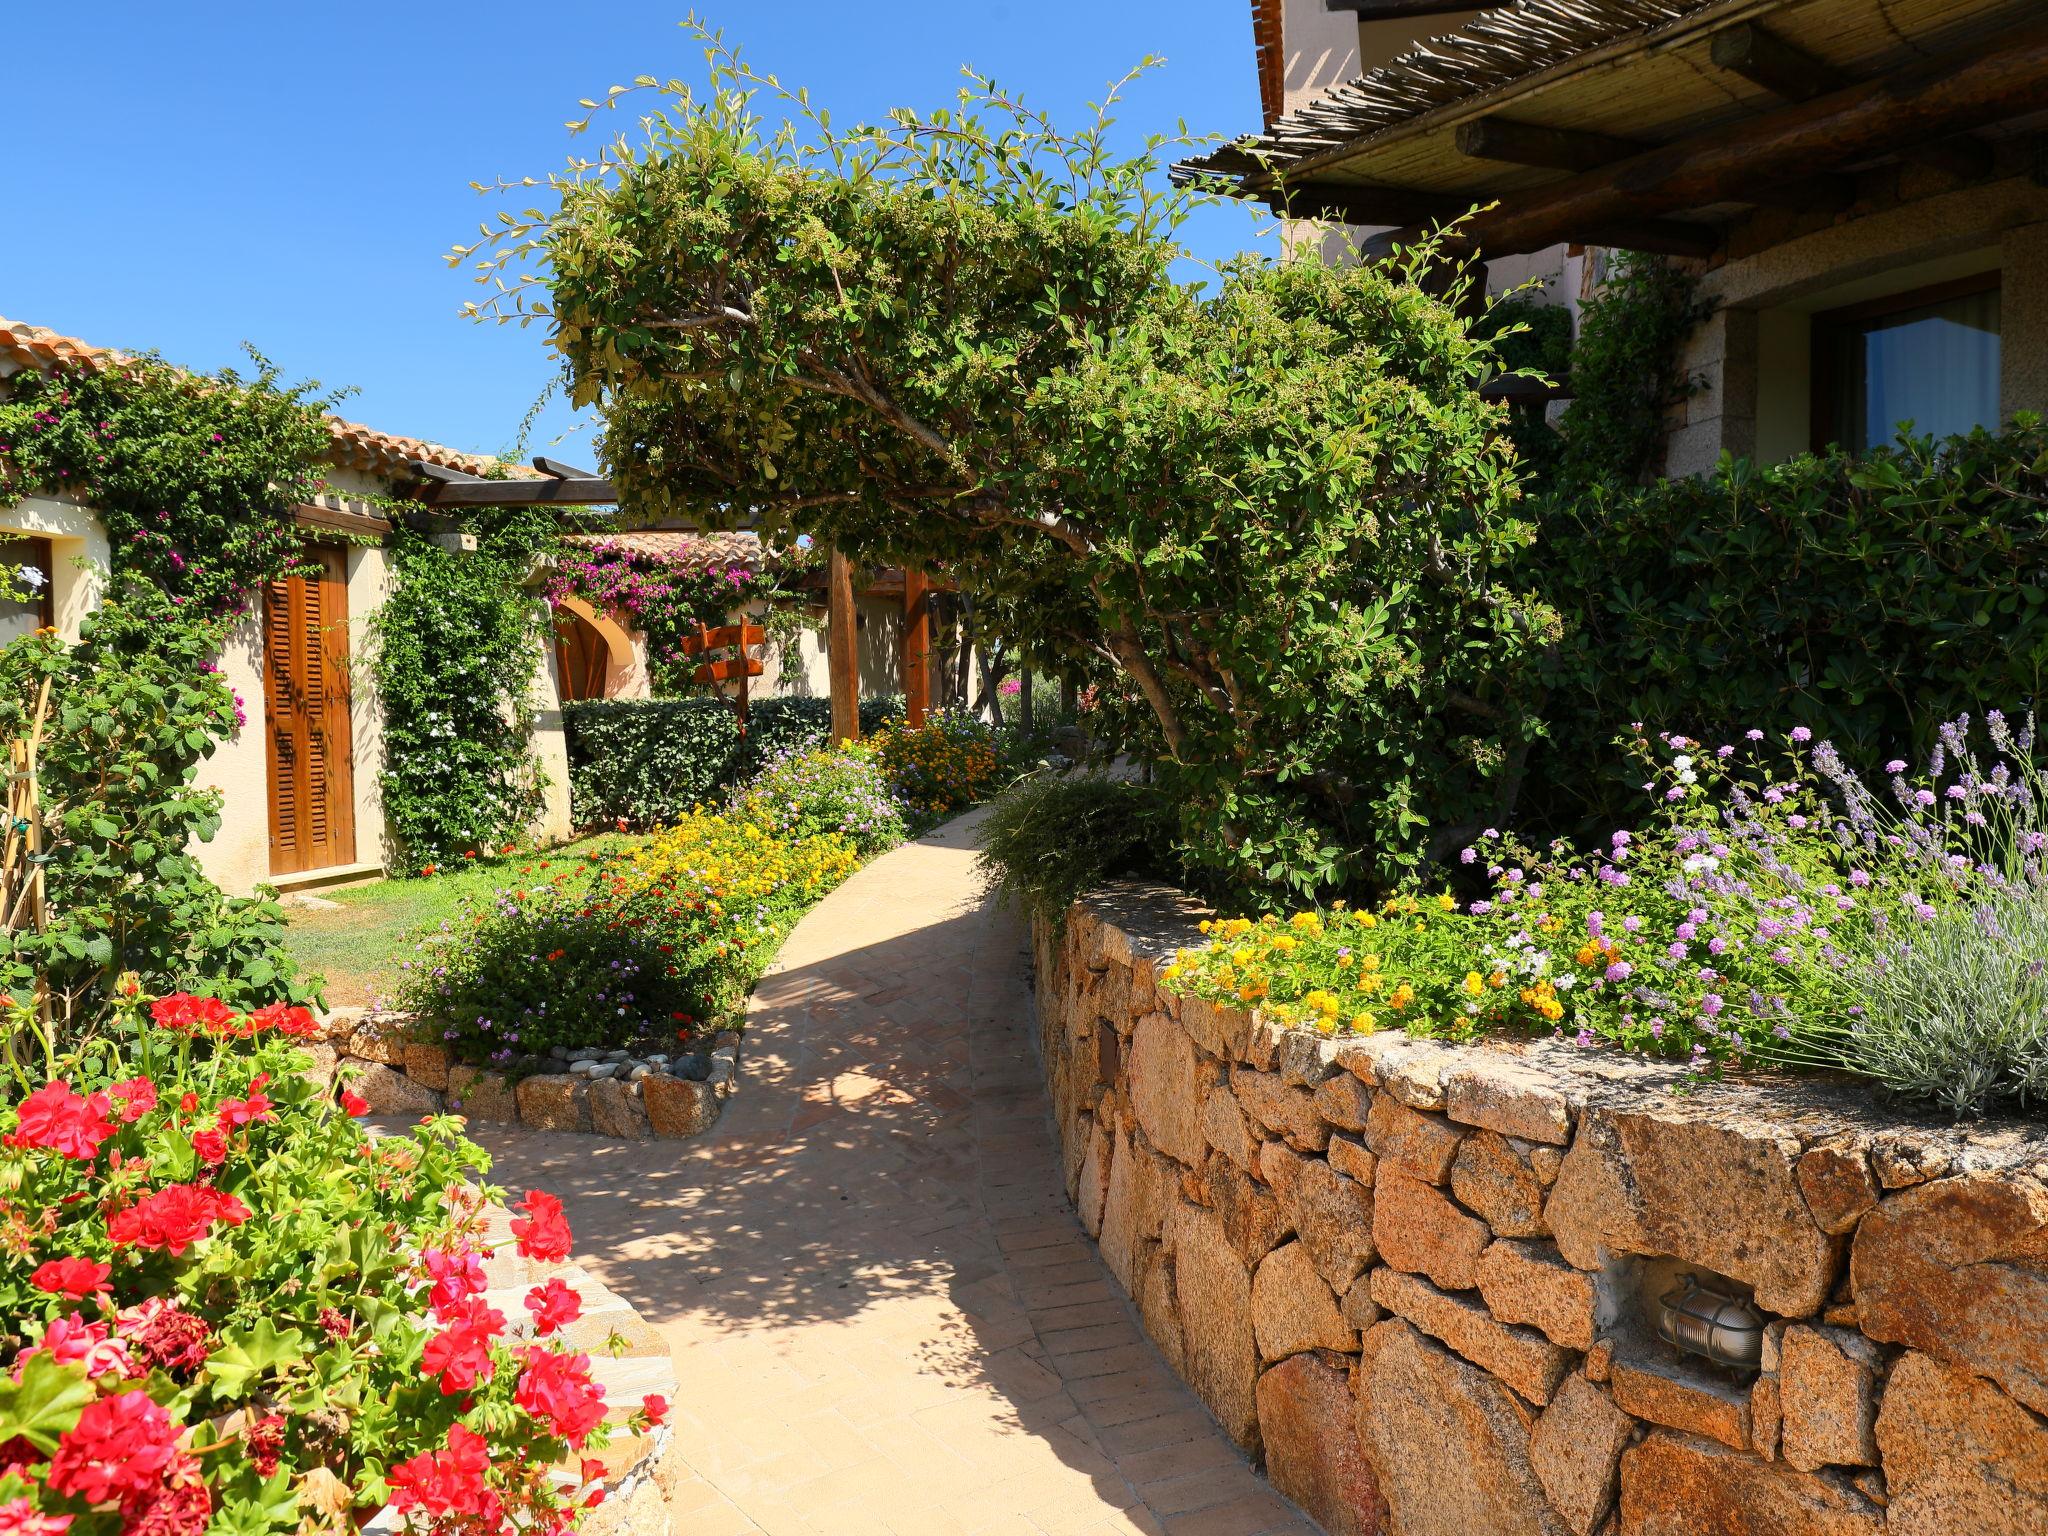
[563,694,903,829]
[1522,419,2048,831]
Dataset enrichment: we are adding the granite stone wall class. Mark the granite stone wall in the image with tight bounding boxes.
[1034,885,2048,1536]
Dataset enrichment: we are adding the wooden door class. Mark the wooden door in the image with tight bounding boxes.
[264,547,356,876]
[553,608,610,701]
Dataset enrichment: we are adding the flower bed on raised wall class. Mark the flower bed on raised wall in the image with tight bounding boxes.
[1039,885,2048,1536]
[0,988,672,1536]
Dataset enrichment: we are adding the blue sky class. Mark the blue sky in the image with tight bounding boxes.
[0,2,1270,464]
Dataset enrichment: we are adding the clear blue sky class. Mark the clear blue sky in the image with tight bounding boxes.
[0,2,1270,464]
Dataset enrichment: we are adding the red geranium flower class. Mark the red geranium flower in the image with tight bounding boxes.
[0,1498,72,1536]
[21,1313,136,1379]
[214,1083,275,1129]
[514,1345,608,1447]
[242,1415,287,1478]
[7,1081,116,1161]
[420,1296,504,1394]
[190,1127,227,1164]
[524,1278,582,1335]
[510,1190,573,1262]
[114,1298,213,1377]
[423,1246,486,1317]
[387,1424,500,1524]
[107,1183,251,1256]
[45,1390,179,1504]
[121,1451,211,1536]
[340,1089,371,1117]
[108,1076,157,1123]
[248,1001,319,1038]
[30,1257,110,1300]
[150,993,237,1035]
[640,1393,670,1428]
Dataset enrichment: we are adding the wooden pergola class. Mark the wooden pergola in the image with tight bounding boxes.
[407,456,937,742]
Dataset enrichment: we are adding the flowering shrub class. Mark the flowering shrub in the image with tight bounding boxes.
[397,809,860,1057]
[871,712,1000,827]
[733,745,904,858]
[0,985,662,1536]
[1165,717,2048,1111]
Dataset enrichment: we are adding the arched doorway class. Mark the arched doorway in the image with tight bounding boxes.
[551,595,635,702]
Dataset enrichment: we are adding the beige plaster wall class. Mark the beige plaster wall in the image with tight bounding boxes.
[529,630,575,847]
[0,494,108,640]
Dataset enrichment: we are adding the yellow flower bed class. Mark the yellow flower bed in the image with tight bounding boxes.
[871,715,1001,823]
[619,808,861,909]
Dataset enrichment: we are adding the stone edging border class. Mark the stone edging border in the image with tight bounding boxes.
[302,1008,740,1141]
[1033,881,2048,1536]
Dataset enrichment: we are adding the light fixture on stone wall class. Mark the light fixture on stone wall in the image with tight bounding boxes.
[1656,1273,1765,1370]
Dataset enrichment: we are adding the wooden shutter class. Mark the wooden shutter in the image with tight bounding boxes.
[264,547,356,875]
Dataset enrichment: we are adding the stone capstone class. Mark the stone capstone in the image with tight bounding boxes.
[1545,1104,1837,1316]
[1441,1056,1574,1146]
[1777,1325,1882,1472]
[1368,1267,1573,1406]
[1850,1170,2048,1415]
[1256,1349,1387,1536]
[1475,1239,1597,1351]
[350,1061,442,1115]
[1355,1320,1565,1536]
[1529,1374,1635,1536]
[1797,1139,1880,1238]
[1617,1431,1883,1536]
[1130,1012,1214,1167]
[1451,1131,1550,1238]
[1374,1171,1490,1291]
[1170,1202,1261,1451]
[1875,1350,2048,1536]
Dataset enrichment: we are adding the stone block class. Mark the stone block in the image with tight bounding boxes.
[641,1074,717,1139]
[1452,1131,1550,1238]
[1851,1170,2048,1415]
[1206,1152,1293,1268]
[1777,1325,1881,1471]
[1313,1071,1373,1133]
[296,1041,338,1089]
[1871,1133,1952,1189]
[1476,1239,1597,1351]
[1797,1138,1879,1238]
[1374,1171,1490,1291]
[1327,1133,1378,1187]
[1529,1374,1634,1536]
[1178,991,1250,1062]
[1876,1350,2048,1536]
[447,1068,520,1124]
[350,1062,442,1115]
[1130,1012,1214,1167]
[1354,1320,1559,1536]
[1751,1371,1781,1460]
[1340,1276,1383,1333]
[1544,1103,1837,1316]
[1607,1352,1753,1452]
[346,1022,405,1066]
[1169,1201,1261,1451]
[589,1077,652,1140]
[1334,1032,1453,1110]
[1277,1030,1343,1088]
[1232,1066,1330,1152]
[402,1041,452,1090]
[1133,1239,1186,1377]
[1101,1128,1175,1292]
[1253,1240,1356,1361]
[1368,1268,1573,1406]
[1258,1138,1304,1202]
[1294,1156,1376,1292]
[1442,1057,1573,1146]
[1200,1087,1257,1174]
[1365,1094,1466,1185]
[1257,1350,1387,1536]
[1076,1120,1111,1237]
[516,1074,592,1133]
[1617,1431,1882,1536]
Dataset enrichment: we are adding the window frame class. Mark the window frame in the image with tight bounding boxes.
[1809,270,2002,454]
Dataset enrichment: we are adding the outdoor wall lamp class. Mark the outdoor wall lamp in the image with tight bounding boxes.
[1656,1273,1765,1371]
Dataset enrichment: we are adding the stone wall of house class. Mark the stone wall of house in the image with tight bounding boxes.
[1034,884,2048,1536]
[303,1007,740,1142]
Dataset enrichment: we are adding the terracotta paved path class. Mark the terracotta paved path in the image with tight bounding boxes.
[475,810,1314,1536]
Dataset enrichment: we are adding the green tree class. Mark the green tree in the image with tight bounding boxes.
[458,34,1554,898]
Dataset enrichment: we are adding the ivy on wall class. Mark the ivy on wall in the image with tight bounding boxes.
[373,507,561,871]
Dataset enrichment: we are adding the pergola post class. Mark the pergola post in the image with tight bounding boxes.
[827,546,860,745]
[903,565,931,728]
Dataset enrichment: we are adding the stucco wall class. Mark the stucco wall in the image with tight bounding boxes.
[1036,884,2048,1536]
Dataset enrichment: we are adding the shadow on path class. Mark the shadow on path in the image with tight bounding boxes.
[475,812,1315,1536]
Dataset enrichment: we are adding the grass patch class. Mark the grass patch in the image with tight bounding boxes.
[279,835,640,1008]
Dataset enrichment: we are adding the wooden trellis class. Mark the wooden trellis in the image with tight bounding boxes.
[677,621,766,732]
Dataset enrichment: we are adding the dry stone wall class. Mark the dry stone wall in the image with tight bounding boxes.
[1035,884,2048,1536]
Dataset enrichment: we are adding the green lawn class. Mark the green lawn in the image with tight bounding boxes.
[280,835,640,1008]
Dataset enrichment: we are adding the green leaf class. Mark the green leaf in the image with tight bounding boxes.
[203,1319,308,1399]
[0,1354,92,1452]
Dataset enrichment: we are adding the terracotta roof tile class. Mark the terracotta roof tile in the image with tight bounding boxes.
[0,314,533,480]
[561,529,767,567]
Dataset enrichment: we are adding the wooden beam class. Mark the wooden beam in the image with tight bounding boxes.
[417,476,616,506]
[903,565,932,729]
[1478,375,1570,404]
[1415,16,2048,259]
[1324,0,1499,15]
[1710,21,1996,183]
[1455,117,1644,173]
[410,462,488,484]
[827,547,859,746]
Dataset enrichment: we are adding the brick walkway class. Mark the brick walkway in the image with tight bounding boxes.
[474,810,1315,1536]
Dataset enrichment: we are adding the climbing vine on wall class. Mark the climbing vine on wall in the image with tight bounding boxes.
[0,353,336,618]
[374,507,561,871]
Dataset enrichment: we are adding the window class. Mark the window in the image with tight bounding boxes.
[0,536,55,637]
[1812,274,2001,453]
